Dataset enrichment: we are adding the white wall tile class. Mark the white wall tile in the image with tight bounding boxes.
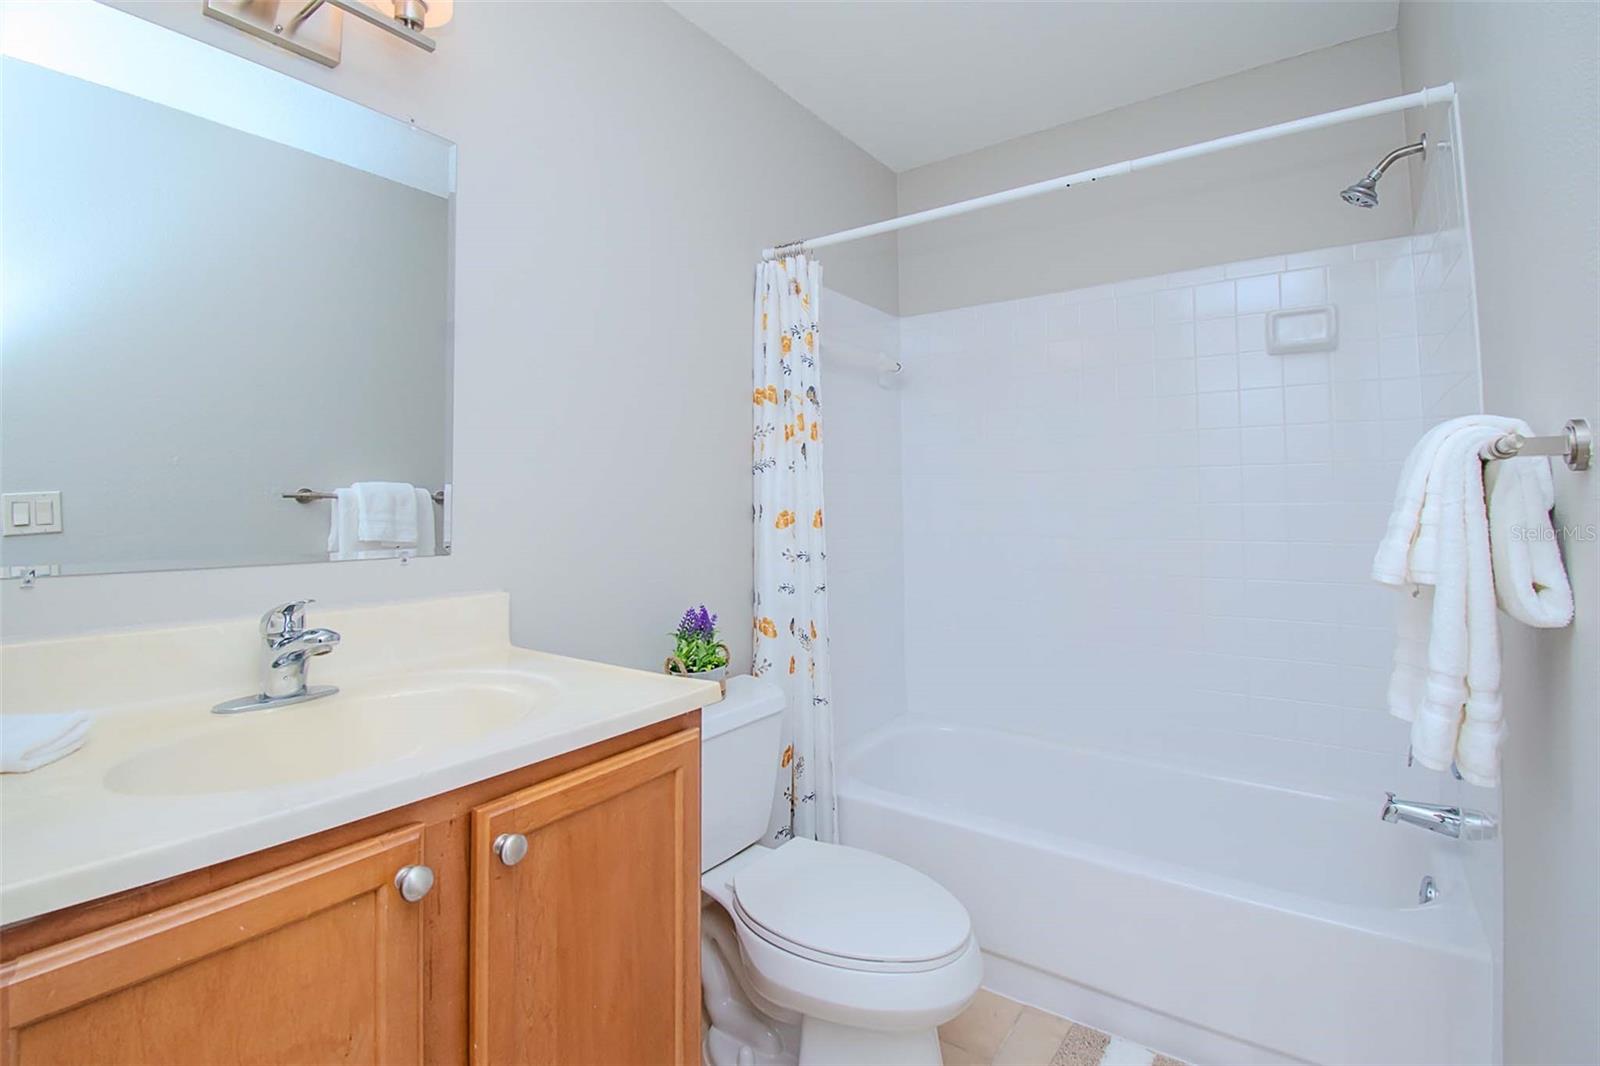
[896,235,1482,773]
[1155,287,1194,323]
[1281,268,1329,308]
[1240,387,1285,426]
[1235,274,1281,313]
[1195,318,1238,356]
[1116,294,1155,330]
[1196,354,1240,393]
[1194,280,1236,319]
[1155,321,1196,360]
[1284,384,1332,424]
[1237,350,1283,390]
[1197,391,1242,428]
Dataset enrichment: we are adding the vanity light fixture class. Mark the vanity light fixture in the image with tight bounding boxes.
[203,0,452,67]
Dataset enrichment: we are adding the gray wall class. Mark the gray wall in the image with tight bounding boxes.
[1398,5,1600,1064]
[1,58,449,573]
[0,1,899,675]
[896,33,1415,315]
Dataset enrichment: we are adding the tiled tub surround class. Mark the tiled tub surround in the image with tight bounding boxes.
[840,233,1494,1064]
[820,290,908,750]
[898,236,1480,773]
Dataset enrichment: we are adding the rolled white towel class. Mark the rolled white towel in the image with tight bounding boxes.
[1486,457,1574,628]
[1,713,90,773]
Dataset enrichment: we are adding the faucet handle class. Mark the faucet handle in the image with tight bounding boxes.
[261,599,314,638]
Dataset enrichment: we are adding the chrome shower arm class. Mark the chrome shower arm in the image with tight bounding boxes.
[1364,138,1428,182]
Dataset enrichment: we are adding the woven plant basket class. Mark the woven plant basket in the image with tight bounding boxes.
[664,642,731,695]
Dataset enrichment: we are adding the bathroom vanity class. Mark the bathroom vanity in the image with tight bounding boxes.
[0,594,715,1065]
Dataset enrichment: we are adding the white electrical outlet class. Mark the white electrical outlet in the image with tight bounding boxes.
[2,492,63,535]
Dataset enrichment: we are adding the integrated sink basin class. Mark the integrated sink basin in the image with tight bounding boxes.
[1,592,723,927]
[104,669,555,796]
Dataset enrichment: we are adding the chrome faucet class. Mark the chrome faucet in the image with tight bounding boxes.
[1381,792,1498,841]
[213,600,341,714]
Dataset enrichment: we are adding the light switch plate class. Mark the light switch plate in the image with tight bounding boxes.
[2,492,63,535]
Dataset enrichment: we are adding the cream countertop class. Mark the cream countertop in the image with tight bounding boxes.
[0,592,720,926]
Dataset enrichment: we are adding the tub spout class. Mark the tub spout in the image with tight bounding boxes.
[1381,792,1498,841]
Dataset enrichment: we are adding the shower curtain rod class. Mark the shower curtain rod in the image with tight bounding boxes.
[762,83,1456,261]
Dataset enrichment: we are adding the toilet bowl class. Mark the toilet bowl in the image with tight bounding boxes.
[700,678,982,1066]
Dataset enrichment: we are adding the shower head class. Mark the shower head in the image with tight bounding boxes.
[1341,178,1380,208]
[1341,134,1427,208]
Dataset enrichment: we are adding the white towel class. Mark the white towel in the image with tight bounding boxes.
[329,487,436,561]
[1,713,90,773]
[1373,415,1527,585]
[1486,457,1574,628]
[1377,417,1575,786]
[411,487,436,556]
[353,481,419,546]
[1397,425,1502,771]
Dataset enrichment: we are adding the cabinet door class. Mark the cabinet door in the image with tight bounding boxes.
[470,729,699,1066]
[0,825,427,1066]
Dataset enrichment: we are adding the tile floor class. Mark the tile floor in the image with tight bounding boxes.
[937,989,1186,1066]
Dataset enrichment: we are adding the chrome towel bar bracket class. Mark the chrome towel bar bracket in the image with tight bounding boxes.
[1486,418,1592,471]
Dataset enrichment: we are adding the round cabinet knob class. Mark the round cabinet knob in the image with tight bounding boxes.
[394,864,435,903]
[494,832,528,866]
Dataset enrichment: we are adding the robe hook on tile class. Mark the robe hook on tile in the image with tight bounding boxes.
[1484,418,1592,471]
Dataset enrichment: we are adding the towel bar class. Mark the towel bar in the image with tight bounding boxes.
[1485,418,1591,471]
[283,487,446,504]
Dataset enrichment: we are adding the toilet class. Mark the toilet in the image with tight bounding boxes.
[699,677,982,1066]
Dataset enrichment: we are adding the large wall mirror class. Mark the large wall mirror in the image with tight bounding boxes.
[1,2,454,578]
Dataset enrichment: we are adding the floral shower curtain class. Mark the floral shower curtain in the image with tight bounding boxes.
[752,254,837,844]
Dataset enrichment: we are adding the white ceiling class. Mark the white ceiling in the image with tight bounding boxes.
[668,1,1399,172]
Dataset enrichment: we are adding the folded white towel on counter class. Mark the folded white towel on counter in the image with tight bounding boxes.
[1376,416,1574,786]
[353,481,419,546]
[1,713,90,773]
[329,487,435,561]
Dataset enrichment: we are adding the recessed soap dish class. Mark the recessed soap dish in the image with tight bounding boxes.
[1266,305,1338,355]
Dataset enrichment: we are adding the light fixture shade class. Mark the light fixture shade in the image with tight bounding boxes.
[359,0,452,29]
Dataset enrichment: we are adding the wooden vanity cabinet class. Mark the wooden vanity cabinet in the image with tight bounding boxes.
[470,729,699,1066]
[0,714,701,1066]
[0,827,427,1065]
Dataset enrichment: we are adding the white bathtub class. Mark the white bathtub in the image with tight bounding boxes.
[838,719,1493,1066]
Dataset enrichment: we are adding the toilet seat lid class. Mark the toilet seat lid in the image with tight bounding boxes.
[731,839,972,970]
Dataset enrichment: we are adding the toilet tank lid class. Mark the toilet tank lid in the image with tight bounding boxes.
[702,675,785,739]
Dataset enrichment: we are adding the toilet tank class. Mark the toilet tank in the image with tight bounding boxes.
[701,675,786,871]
